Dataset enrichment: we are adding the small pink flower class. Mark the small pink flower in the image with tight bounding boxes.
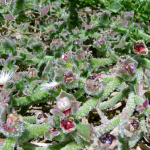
[1,123,16,133]
[28,71,33,77]
[61,54,68,60]
[60,117,76,133]
[133,41,148,55]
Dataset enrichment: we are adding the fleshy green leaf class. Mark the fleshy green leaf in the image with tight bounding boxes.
[76,123,93,141]
[99,11,110,27]
[61,142,82,150]
[108,1,122,13]
[2,40,15,55]
[76,98,98,119]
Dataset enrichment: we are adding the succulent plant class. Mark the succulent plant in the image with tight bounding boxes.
[1,0,150,150]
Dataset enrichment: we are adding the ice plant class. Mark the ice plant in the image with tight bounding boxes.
[133,40,148,55]
[84,73,103,96]
[137,99,149,113]
[56,97,71,115]
[63,71,79,89]
[60,117,76,133]
[96,133,118,150]
[0,112,24,137]
[36,113,48,124]
[0,71,13,88]
[44,126,60,141]
[1,1,150,149]
[116,56,138,81]
[51,90,81,116]
[120,118,140,139]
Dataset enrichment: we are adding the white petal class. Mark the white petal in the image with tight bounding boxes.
[40,81,60,91]
[0,71,13,85]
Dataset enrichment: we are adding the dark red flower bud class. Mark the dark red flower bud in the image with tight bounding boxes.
[84,74,103,96]
[37,113,48,119]
[60,117,76,133]
[37,113,48,124]
[130,119,139,130]
[99,133,116,144]
[133,40,148,55]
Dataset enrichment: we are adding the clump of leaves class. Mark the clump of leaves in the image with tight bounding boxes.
[1,0,150,150]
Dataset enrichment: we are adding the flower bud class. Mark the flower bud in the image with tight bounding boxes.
[36,113,48,124]
[50,39,64,49]
[93,38,106,52]
[98,133,117,150]
[56,97,71,115]
[84,75,103,96]
[127,119,139,132]
[122,118,140,138]
[60,117,76,133]
[6,113,19,126]
[117,56,138,81]
[133,40,148,55]
[28,71,33,77]
[44,126,60,141]
[63,71,78,89]
[61,54,68,60]
[0,113,24,137]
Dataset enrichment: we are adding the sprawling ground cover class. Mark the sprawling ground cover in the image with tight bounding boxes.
[1,0,150,149]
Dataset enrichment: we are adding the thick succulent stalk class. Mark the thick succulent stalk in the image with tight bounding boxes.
[11,90,51,106]
[1,137,17,150]
[60,141,83,150]
[23,116,36,124]
[89,58,115,72]
[99,77,122,102]
[142,58,150,70]
[18,123,49,143]
[94,115,121,136]
[99,90,124,110]
[25,56,54,65]
[134,67,144,97]
[20,140,72,150]
[138,30,150,40]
